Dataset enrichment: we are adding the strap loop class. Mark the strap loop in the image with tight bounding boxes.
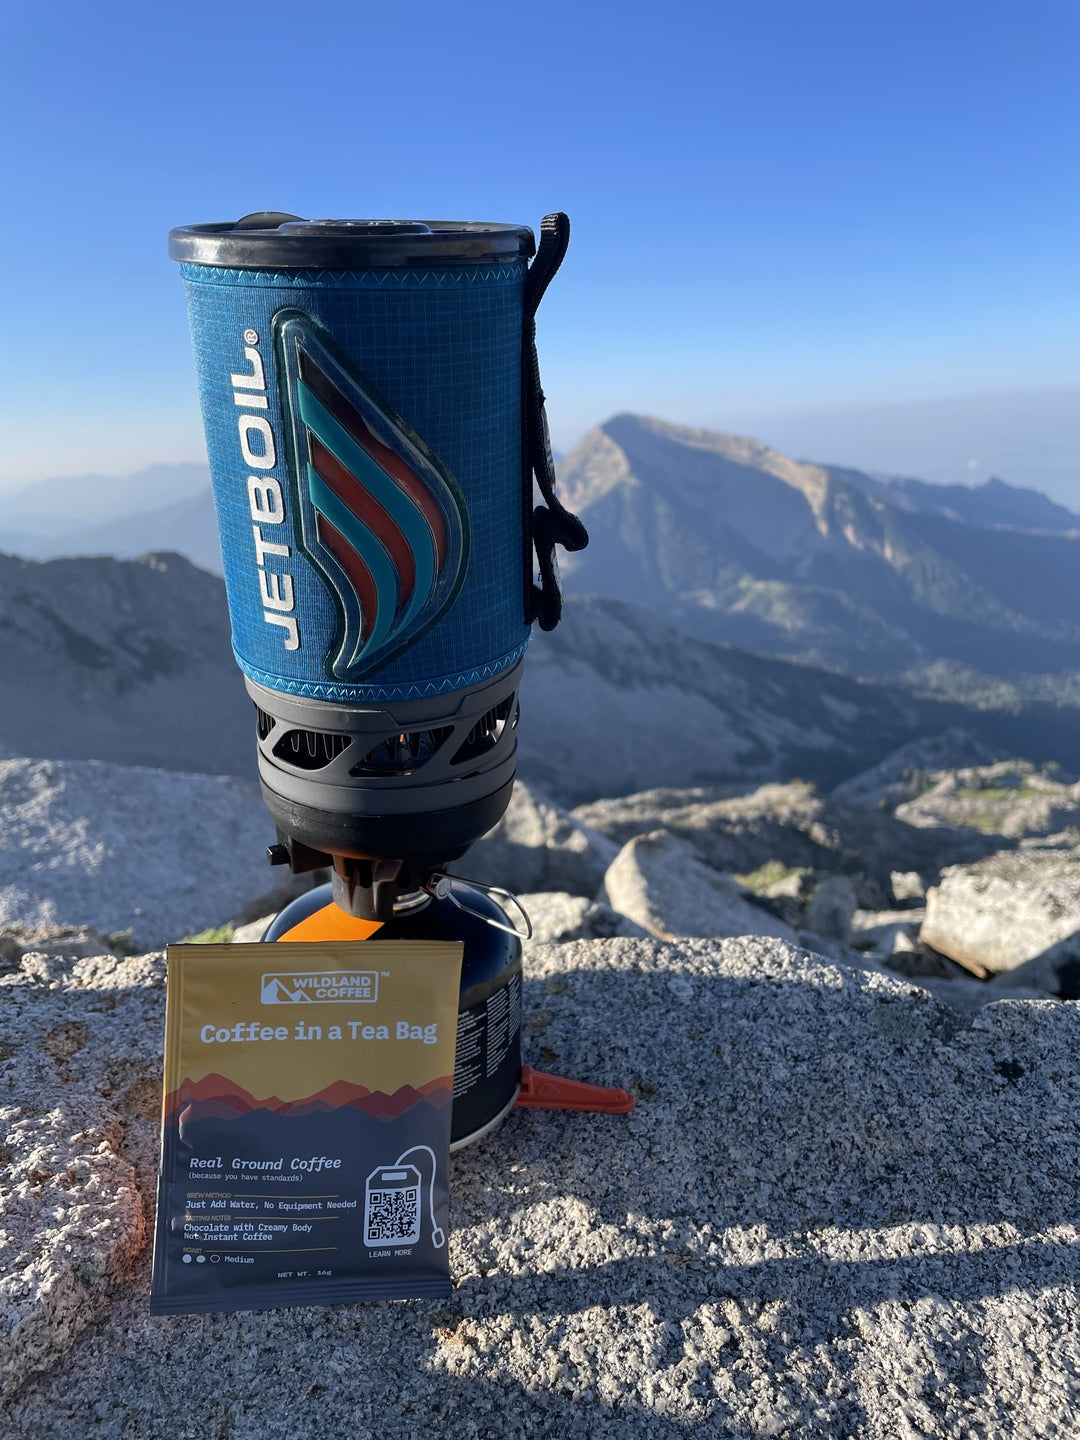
[523,213,588,631]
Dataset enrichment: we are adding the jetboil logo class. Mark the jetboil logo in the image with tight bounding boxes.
[274,311,470,681]
[230,328,300,652]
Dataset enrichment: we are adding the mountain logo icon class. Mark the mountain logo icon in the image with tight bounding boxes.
[261,976,313,1004]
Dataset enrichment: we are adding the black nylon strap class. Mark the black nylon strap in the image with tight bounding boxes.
[523,212,588,631]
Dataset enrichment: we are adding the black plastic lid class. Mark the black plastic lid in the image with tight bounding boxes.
[169,212,535,268]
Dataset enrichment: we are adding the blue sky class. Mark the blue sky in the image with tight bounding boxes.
[1,0,1077,499]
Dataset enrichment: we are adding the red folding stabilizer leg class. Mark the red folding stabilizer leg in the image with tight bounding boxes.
[515,1065,635,1114]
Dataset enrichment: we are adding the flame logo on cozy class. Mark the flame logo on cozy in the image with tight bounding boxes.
[275,312,470,680]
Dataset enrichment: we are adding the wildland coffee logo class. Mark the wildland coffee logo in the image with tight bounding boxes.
[260,969,379,1004]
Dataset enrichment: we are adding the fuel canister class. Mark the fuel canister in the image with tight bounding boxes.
[263,880,522,1149]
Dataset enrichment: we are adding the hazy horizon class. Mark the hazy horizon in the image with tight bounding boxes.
[3,386,1077,512]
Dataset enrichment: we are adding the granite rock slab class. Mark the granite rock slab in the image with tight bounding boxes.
[600,829,798,943]
[0,939,165,1400]
[4,932,1078,1438]
[895,760,1080,839]
[0,758,283,950]
[803,873,858,943]
[516,891,648,944]
[922,845,1080,982]
[574,778,1002,899]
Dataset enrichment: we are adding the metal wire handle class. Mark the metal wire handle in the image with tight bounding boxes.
[422,872,533,940]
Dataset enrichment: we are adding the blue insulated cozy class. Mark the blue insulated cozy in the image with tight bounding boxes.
[170,217,536,704]
[169,215,586,914]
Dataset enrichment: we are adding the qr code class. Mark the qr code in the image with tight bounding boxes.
[365,1185,420,1246]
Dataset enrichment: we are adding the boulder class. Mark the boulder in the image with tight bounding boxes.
[599,829,797,943]
[896,760,1080,838]
[890,869,926,903]
[452,781,619,899]
[575,780,846,874]
[803,874,858,943]
[515,891,648,944]
[574,778,1002,897]
[921,844,1080,986]
[733,858,808,925]
[0,757,293,950]
[903,971,1048,1015]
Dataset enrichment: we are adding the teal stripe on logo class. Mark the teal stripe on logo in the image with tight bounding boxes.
[297,381,436,633]
[307,467,398,666]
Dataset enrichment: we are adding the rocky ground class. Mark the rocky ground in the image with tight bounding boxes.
[0,757,317,951]
[3,732,1080,1434]
[3,929,1079,1438]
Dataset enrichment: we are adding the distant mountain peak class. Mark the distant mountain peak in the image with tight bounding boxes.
[583,412,834,518]
[554,411,1080,683]
[599,412,815,471]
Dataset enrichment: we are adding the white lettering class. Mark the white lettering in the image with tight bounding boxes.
[252,525,290,566]
[259,570,294,613]
[229,333,297,654]
[239,414,276,470]
[396,1021,439,1044]
[264,613,300,650]
[248,477,284,523]
[230,346,266,390]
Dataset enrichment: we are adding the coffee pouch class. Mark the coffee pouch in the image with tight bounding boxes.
[150,940,462,1315]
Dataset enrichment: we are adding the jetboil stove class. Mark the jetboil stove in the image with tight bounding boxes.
[168,212,633,1146]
